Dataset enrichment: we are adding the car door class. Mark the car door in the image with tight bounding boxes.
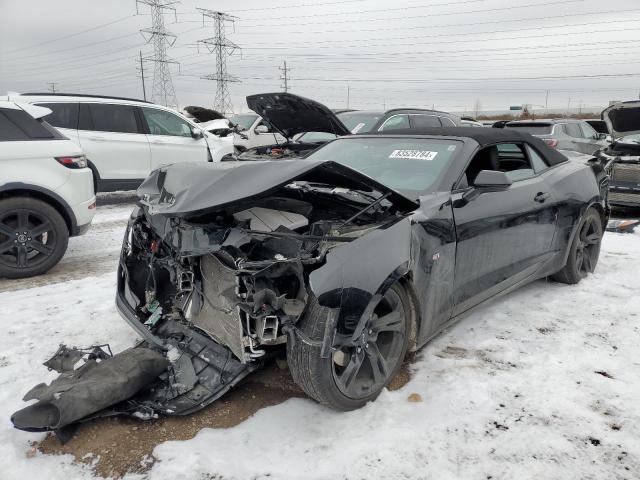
[378,114,410,131]
[451,142,558,316]
[139,106,209,170]
[564,122,593,154]
[77,103,151,188]
[579,122,607,154]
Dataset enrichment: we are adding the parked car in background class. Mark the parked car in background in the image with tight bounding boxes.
[227,112,286,153]
[297,107,462,144]
[0,100,95,278]
[597,101,640,209]
[201,118,233,138]
[234,94,462,160]
[504,119,609,154]
[585,119,609,135]
[10,93,234,192]
[460,119,484,127]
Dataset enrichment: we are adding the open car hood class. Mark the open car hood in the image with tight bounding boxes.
[246,92,351,140]
[602,101,640,140]
[137,160,418,217]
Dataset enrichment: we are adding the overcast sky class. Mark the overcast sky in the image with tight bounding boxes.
[1,0,639,114]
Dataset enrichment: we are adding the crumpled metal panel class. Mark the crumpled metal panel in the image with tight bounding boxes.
[192,254,245,361]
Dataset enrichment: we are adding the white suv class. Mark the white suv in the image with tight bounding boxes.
[11,93,234,192]
[0,100,96,278]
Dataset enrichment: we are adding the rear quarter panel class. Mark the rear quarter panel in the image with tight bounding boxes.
[544,158,607,270]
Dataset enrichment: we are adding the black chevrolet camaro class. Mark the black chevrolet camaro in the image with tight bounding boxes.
[12,128,609,433]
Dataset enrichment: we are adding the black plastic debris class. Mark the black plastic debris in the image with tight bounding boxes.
[11,347,168,432]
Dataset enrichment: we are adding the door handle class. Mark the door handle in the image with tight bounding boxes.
[534,192,550,203]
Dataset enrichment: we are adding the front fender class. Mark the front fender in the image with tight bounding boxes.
[308,218,414,333]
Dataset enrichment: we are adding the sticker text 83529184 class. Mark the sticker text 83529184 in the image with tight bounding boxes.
[389,149,438,161]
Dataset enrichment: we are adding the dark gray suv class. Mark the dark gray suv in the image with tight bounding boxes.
[504,119,609,155]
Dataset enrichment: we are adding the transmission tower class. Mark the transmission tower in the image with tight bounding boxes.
[137,0,179,108]
[279,61,290,92]
[196,8,240,115]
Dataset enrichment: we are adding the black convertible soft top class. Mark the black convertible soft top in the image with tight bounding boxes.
[370,127,569,166]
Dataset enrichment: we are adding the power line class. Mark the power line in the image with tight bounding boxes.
[229,8,640,36]
[239,0,488,21]
[236,0,584,28]
[234,18,640,48]
[2,15,138,55]
[195,8,240,114]
[137,0,179,108]
[240,26,640,51]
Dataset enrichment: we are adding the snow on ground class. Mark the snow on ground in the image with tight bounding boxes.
[0,206,639,480]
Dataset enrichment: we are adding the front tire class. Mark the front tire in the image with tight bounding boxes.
[552,207,603,284]
[0,197,69,279]
[287,282,412,411]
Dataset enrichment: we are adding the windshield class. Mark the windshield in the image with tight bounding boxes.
[505,124,553,135]
[618,133,640,144]
[306,137,462,196]
[338,111,383,134]
[229,114,258,131]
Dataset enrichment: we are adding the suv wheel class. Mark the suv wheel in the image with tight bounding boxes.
[0,197,69,279]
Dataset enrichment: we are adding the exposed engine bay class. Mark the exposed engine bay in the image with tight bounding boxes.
[125,181,397,363]
[12,159,414,436]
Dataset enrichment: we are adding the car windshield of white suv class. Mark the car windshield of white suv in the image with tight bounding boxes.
[306,137,461,196]
[229,114,258,131]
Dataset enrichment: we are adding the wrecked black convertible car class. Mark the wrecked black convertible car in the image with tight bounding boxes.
[12,127,609,433]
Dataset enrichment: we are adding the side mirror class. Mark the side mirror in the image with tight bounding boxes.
[473,170,512,189]
[595,133,607,141]
[254,125,269,134]
[191,127,204,139]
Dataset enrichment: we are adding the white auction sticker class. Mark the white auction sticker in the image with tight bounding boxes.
[389,149,438,160]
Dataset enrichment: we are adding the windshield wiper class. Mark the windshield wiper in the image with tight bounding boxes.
[336,191,392,230]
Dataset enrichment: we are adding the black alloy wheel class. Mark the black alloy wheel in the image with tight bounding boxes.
[575,213,602,277]
[287,282,412,411]
[332,287,407,400]
[552,207,603,284]
[0,198,69,279]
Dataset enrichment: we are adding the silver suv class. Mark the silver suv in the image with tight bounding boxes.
[505,119,609,155]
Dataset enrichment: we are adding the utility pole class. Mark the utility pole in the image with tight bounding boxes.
[138,50,147,101]
[197,8,240,115]
[137,0,179,108]
[346,85,350,109]
[567,97,571,115]
[279,61,290,92]
[545,89,549,111]
[47,82,58,93]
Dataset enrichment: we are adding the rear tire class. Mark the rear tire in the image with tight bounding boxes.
[552,207,603,284]
[287,282,412,411]
[0,197,69,279]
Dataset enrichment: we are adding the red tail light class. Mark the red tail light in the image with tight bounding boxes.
[55,155,88,169]
[543,139,559,148]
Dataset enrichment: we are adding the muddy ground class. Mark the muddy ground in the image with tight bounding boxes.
[37,360,413,478]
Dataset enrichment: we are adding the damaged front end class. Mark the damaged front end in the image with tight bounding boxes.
[12,159,415,434]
